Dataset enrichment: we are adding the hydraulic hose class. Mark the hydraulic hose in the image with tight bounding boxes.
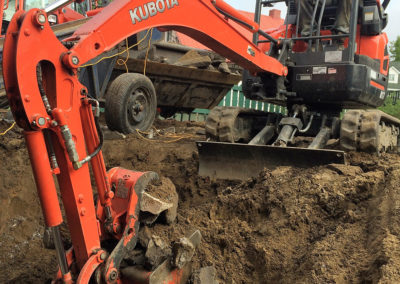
[78,99,103,167]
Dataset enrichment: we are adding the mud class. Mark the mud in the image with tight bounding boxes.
[1,118,400,283]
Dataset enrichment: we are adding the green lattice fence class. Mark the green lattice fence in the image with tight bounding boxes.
[175,83,286,121]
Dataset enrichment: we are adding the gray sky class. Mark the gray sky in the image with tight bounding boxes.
[225,0,400,42]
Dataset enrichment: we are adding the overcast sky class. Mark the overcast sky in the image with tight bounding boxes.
[225,0,400,43]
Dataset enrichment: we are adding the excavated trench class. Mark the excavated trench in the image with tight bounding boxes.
[1,118,400,283]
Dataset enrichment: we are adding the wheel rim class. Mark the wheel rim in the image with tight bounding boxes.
[127,88,150,128]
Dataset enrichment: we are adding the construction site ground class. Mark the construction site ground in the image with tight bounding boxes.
[2,117,400,283]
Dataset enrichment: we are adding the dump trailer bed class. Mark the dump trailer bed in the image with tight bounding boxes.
[113,57,241,111]
[112,40,241,114]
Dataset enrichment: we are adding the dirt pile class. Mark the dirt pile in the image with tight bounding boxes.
[1,119,400,283]
[145,152,400,283]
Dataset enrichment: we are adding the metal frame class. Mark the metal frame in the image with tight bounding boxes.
[255,0,361,61]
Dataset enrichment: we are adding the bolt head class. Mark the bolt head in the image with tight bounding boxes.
[80,207,86,216]
[78,194,84,203]
[37,117,46,126]
[38,14,46,24]
[71,56,79,65]
[109,269,118,281]
[100,252,107,260]
[106,191,114,199]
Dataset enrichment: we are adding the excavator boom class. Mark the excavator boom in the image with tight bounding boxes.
[65,0,286,75]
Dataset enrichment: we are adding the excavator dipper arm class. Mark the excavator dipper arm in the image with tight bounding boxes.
[2,1,285,283]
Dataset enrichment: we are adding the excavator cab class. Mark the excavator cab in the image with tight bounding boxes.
[286,0,388,35]
[286,0,389,110]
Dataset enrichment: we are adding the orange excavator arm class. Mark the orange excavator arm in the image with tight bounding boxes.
[65,0,286,75]
[2,1,285,283]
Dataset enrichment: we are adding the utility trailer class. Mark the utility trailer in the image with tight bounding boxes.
[114,40,240,114]
[0,22,241,132]
[80,29,241,133]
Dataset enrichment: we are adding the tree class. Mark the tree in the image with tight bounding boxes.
[389,36,400,62]
[379,96,400,119]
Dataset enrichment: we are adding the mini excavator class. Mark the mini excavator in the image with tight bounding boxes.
[198,0,398,180]
[2,0,396,282]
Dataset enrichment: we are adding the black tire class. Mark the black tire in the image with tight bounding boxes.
[105,73,157,134]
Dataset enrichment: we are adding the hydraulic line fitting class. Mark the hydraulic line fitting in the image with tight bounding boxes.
[60,124,81,170]
[52,108,82,170]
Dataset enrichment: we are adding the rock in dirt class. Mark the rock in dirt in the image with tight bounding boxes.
[218,62,231,74]
[138,226,152,248]
[145,235,172,270]
[171,237,195,269]
[171,230,202,269]
[174,50,211,68]
[192,266,218,284]
[327,163,363,175]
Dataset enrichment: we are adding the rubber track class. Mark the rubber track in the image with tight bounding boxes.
[341,110,400,154]
[205,106,224,140]
[340,110,363,151]
[359,111,381,153]
[218,108,243,143]
[205,107,241,142]
[205,107,270,143]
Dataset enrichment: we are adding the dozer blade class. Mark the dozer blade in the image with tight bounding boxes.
[197,141,346,180]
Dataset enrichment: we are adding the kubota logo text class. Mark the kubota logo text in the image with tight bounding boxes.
[129,0,179,24]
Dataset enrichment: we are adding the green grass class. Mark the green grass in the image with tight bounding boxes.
[378,97,400,119]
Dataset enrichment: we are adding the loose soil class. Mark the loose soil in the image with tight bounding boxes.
[1,118,400,283]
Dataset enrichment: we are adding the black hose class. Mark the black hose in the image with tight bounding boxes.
[214,6,278,44]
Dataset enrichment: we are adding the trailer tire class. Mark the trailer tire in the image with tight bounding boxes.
[105,73,157,134]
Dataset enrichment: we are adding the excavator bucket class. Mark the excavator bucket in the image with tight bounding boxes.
[196,141,346,180]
